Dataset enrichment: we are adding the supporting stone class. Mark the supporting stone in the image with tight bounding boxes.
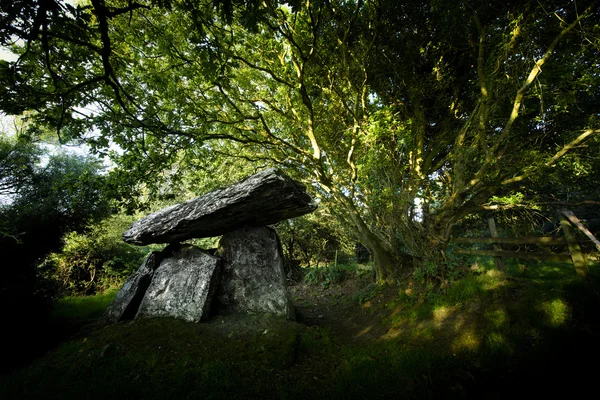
[104,251,163,323]
[136,245,221,322]
[215,226,295,320]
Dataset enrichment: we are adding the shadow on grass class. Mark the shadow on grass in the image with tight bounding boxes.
[342,258,600,398]
[1,289,119,375]
[1,261,599,399]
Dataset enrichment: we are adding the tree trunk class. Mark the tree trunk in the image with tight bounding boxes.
[370,239,397,283]
[335,191,406,283]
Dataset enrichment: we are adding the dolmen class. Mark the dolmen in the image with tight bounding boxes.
[104,168,316,323]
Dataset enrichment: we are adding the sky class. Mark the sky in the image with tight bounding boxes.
[1,37,20,135]
[0,48,18,62]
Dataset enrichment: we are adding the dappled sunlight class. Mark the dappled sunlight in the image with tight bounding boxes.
[380,300,486,345]
[381,327,403,340]
[432,305,453,326]
[452,328,481,352]
[526,262,577,281]
[480,270,509,291]
[356,325,373,338]
[452,314,467,333]
[361,301,373,309]
[539,298,570,327]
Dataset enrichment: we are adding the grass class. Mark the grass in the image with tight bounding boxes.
[51,288,119,321]
[1,259,599,399]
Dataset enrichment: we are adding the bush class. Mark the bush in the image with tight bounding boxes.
[276,213,356,268]
[304,263,358,288]
[39,214,159,296]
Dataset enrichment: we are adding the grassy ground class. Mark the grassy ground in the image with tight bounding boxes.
[51,288,119,321]
[1,259,599,399]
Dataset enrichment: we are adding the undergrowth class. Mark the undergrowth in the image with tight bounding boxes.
[303,262,373,288]
[1,259,599,399]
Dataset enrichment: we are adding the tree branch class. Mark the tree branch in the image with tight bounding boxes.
[501,128,600,186]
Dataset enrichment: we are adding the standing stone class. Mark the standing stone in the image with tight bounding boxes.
[136,245,221,322]
[215,226,295,320]
[104,251,163,323]
[122,168,317,245]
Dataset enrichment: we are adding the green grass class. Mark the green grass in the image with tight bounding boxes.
[51,288,119,321]
[2,260,599,399]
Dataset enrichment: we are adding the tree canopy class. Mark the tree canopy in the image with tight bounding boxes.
[1,0,599,281]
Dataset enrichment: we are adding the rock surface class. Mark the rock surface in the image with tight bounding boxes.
[123,168,317,245]
[136,245,221,322]
[104,251,163,323]
[215,227,295,320]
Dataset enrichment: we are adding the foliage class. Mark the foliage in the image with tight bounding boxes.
[2,0,599,282]
[0,132,41,198]
[0,133,116,370]
[303,261,374,289]
[277,213,352,268]
[352,282,380,305]
[39,214,159,296]
[413,250,467,285]
[0,145,114,278]
[304,263,348,289]
[51,288,119,322]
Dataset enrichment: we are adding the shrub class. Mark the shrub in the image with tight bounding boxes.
[303,263,359,288]
[39,214,159,296]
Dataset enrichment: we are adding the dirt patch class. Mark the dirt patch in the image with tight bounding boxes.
[290,276,398,345]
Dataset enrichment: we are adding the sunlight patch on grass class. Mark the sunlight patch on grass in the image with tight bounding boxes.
[381,327,403,340]
[539,298,570,327]
[443,277,482,304]
[432,305,455,328]
[480,269,507,291]
[411,326,435,341]
[452,328,481,352]
[51,289,118,321]
[356,325,373,337]
[433,306,450,321]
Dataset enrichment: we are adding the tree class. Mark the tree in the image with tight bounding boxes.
[2,0,599,281]
[0,136,114,303]
[364,0,600,260]
[0,132,39,194]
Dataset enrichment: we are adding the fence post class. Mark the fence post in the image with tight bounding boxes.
[561,210,600,252]
[559,213,588,277]
[487,217,505,271]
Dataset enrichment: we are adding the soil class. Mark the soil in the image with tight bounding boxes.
[290,275,398,345]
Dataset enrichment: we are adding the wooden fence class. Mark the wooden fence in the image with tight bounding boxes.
[449,211,599,277]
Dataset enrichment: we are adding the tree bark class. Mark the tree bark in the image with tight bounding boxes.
[335,191,406,283]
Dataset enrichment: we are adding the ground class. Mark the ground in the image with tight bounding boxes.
[1,258,599,399]
[292,275,394,345]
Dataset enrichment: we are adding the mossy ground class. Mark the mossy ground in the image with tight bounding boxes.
[2,259,599,399]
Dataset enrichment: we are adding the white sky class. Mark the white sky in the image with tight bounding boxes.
[0,48,18,62]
